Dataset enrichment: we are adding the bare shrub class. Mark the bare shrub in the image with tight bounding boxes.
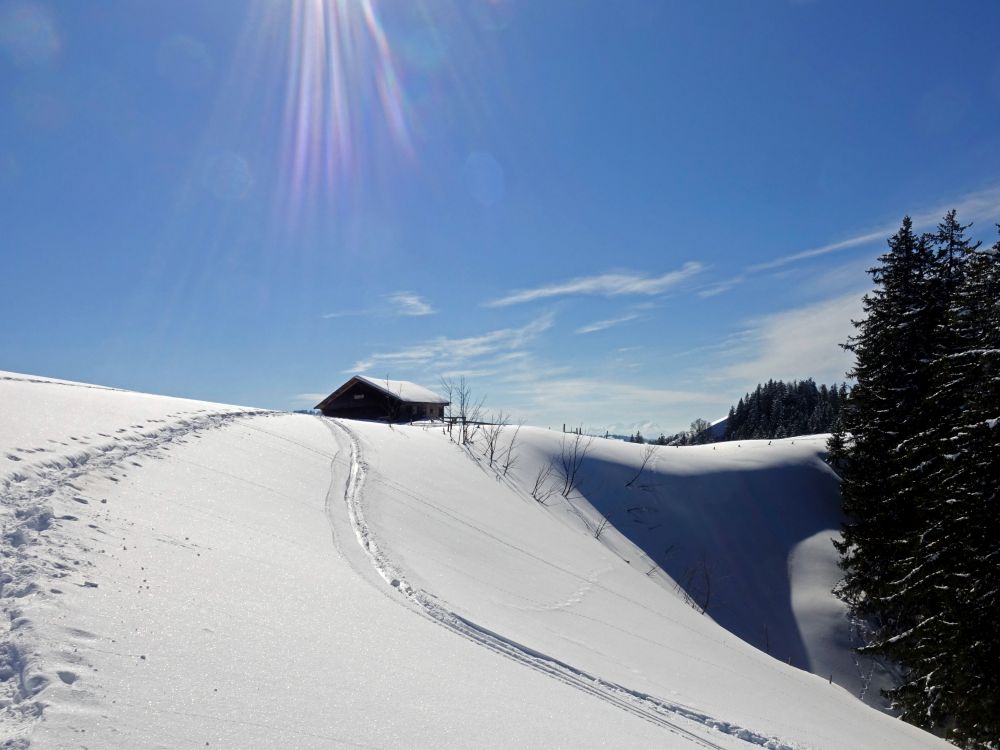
[593,516,610,540]
[500,419,523,477]
[439,375,485,445]
[557,431,593,498]
[679,555,714,614]
[625,443,657,488]
[481,411,509,467]
[530,461,557,505]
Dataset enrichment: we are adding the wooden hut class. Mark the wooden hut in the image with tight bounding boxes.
[315,375,449,422]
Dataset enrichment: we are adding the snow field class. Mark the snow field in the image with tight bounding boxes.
[338,421,946,750]
[0,373,717,748]
[1,372,951,748]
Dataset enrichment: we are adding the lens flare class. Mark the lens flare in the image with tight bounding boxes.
[278,0,414,219]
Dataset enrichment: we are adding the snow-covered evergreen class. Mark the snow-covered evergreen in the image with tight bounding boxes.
[833,214,1000,747]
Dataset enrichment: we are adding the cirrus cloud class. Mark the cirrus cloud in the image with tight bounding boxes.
[712,292,864,387]
[486,262,703,307]
[347,312,554,373]
[575,313,640,335]
[323,291,435,319]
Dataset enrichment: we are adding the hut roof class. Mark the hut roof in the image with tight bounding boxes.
[315,376,449,412]
[354,375,449,404]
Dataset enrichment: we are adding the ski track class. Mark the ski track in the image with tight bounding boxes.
[324,418,806,750]
[0,407,270,746]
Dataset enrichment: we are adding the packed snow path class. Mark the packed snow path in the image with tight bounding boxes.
[325,418,797,750]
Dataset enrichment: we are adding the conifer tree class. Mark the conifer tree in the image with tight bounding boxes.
[861,213,978,734]
[834,215,937,645]
[886,224,998,745]
[834,214,999,746]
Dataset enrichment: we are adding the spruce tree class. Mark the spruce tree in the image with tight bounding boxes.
[834,215,938,647]
[835,214,999,746]
[889,224,998,745]
[869,213,978,735]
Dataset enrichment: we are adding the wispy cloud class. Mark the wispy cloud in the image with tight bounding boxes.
[671,331,754,360]
[512,378,718,405]
[323,291,435,319]
[784,255,874,298]
[746,230,887,273]
[712,292,863,387]
[792,185,1000,271]
[709,184,1000,293]
[575,313,640,334]
[505,376,724,434]
[347,312,554,373]
[697,275,747,298]
[486,262,703,307]
[912,184,1000,228]
[386,292,434,316]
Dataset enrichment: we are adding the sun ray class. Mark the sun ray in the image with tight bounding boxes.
[270,0,417,226]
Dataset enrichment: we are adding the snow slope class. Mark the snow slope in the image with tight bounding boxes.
[500,432,894,706]
[1,372,946,749]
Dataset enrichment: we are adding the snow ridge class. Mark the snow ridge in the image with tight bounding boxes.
[0,408,268,745]
[326,418,805,750]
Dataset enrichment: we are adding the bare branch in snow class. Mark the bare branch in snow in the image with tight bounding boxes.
[557,431,593,498]
[500,419,524,477]
[530,461,557,505]
[625,443,657,488]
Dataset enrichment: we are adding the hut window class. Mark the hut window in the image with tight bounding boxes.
[354,394,364,400]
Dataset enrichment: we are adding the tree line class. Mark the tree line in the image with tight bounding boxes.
[725,379,847,441]
[642,378,847,446]
[829,211,999,747]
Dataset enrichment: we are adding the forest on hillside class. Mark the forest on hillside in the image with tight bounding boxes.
[724,379,847,441]
[652,378,847,446]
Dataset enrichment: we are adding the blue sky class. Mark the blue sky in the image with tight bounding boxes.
[3,0,1000,434]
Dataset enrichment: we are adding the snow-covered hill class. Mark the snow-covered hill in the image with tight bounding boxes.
[510,430,894,707]
[1,372,948,749]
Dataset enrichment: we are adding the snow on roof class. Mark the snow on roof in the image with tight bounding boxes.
[355,375,449,404]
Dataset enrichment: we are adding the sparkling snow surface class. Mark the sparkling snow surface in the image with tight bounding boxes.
[1,372,949,749]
